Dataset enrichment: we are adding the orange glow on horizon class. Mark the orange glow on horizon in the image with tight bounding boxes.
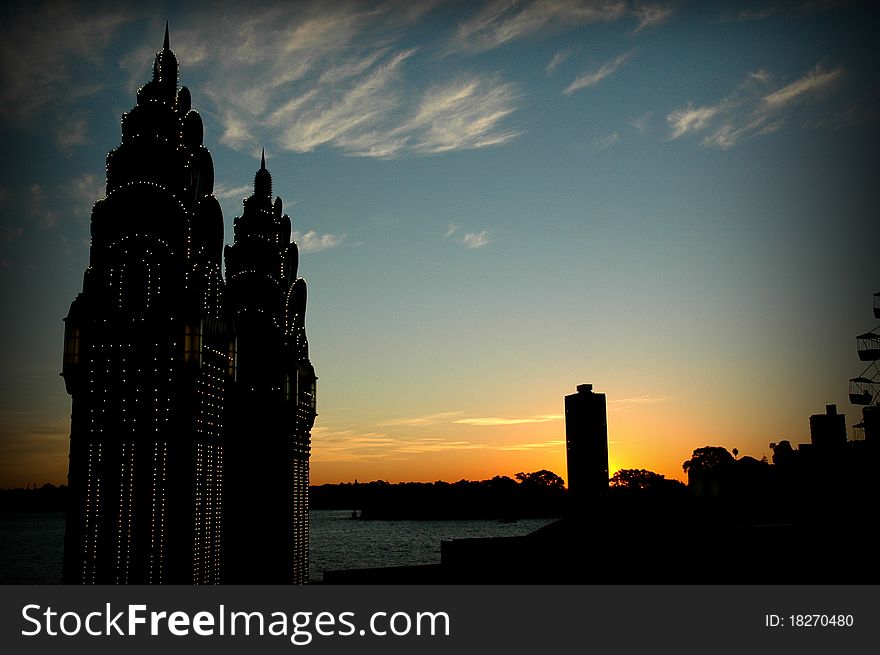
[3,386,788,490]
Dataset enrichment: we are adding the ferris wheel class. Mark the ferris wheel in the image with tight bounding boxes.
[850,292,880,439]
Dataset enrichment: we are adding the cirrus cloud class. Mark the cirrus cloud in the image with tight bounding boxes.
[667,63,845,149]
[292,230,346,253]
[449,0,628,54]
[563,50,634,95]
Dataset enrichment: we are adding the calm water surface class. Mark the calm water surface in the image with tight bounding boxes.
[0,511,555,583]
[0,513,65,583]
[309,510,555,581]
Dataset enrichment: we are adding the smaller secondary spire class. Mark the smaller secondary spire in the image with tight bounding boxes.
[164,22,170,51]
[261,148,266,170]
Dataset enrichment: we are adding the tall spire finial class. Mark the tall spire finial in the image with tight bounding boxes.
[164,21,170,51]
[254,148,272,199]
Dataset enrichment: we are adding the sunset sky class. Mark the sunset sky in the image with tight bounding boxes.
[0,0,877,488]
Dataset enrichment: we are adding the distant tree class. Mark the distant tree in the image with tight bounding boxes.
[488,475,518,490]
[682,446,735,477]
[610,469,669,490]
[515,470,565,490]
[609,469,687,497]
[769,440,795,466]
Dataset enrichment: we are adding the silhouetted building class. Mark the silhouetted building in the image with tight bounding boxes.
[223,152,316,584]
[61,27,315,584]
[564,384,608,504]
[809,404,846,449]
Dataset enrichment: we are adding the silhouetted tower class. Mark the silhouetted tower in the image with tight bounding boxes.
[850,291,880,442]
[61,26,228,583]
[564,384,609,506]
[223,152,316,584]
[809,404,847,449]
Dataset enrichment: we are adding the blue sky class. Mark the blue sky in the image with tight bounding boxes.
[0,0,877,487]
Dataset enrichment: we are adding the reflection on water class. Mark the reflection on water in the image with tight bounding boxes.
[309,510,555,582]
[0,510,556,583]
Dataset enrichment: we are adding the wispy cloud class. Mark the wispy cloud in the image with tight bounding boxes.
[545,48,573,74]
[392,440,486,454]
[0,0,131,124]
[311,424,486,462]
[454,414,563,426]
[292,230,346,253]
[218,110,256,151]
[380,410,564,428]
[667,63,845,148]
[667,102,721,139]
[310,427,395,462]
[449,0,627,54]
[609,394,674,410]
[318,48,391,85]
[611,393,674,404]
[498,440,566,451]
[311,413,567,463]
[716,1,859,23]
[630,111,652,134]
[270,48,416,154]
[592,132,620,151]
[55,116,90,150]
[461,230,491,249]
[28,185,58,230]
[6,3,518,159]
[400,75,522,155]
[446,224,492,249]
[61,173,104,221]
[381,412,464,427]
[563,50,634,95]
[631,3,675,32]
[144,4,521,159]
[761,64,843,108]
[212,183,253,200]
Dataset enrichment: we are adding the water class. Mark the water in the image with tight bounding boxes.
[309,510,556,581]
[0,511,556,583]
[0,513,65,584]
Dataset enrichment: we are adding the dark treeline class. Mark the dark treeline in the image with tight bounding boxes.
[1,471,571,519]
[0,484,68,512]
[311,470,569,519]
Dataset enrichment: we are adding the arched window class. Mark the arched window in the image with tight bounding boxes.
[184,321,203,365]
[63,323,80,367]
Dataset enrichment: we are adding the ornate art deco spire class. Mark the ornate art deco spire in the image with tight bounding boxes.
[63,25,316,586]
[223,152,316,584]
[62,25,227,584]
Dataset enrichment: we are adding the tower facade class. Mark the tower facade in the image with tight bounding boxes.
[223,153,316,584]
[61,28,315,584]
[564,383,609,506]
